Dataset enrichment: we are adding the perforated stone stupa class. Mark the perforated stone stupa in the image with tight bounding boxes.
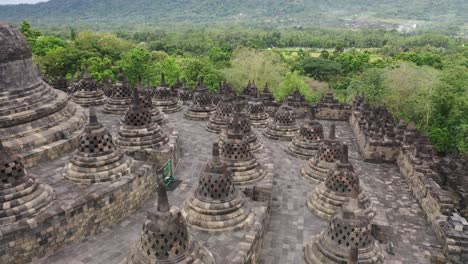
[124,173,215,264]
[0,140,54,225]
[219,115,266,185]
[71,65,105,107]
[177,79,193,105]
[153,73,183,114]
[182,142,255,233]
[219,101,263,152]
[263,103,300,141]
[63,106,131,184]
[287,87,309,119]
[315,91,351,121]
[287,107,324,159]
[206,90,235,133]
[115,89,169,153]
[246,92,270,128]
[304,194,384,264]
[307,144,373,220]
[0,22,87,168]
[184,78,216,121]
[302,124,342,184]
[137,81,167,125]
[103,69,133,115]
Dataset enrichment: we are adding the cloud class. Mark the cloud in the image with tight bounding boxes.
[0,0,49,5]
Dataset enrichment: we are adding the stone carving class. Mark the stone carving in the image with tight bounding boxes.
[115,88,169,152]
[183,142,255,233]
[287,107,324,159]
[137,81,167,125]
[184,77,216,121]
[177,79,193,104]
[125,172,215,264]
[103,69,133,115]
[287,87,309,119]
[302,124,342,184]
[315,91,351,121]
[304,193,385,263]
[71,65,105,107]
[219,101,263,152]
[307,144,373,220]
[0,22,87,168]
[263,103,300,141]
[206,88,235,133]
[246,92,270,128]
[0,140,54,225]
[64,106,131,184]
[219,114,266,185]
[153,73,183,113]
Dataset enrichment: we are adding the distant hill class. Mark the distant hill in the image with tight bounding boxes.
[0,0,466,30]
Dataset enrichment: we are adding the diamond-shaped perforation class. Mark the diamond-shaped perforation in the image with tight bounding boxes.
[124,109,152,127]
[0,158,25,184]
[78,131,115,154]
[326,218,373,249]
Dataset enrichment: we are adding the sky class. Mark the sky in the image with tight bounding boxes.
[0,0,48,4]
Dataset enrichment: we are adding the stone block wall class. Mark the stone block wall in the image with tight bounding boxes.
[0,162,158,264]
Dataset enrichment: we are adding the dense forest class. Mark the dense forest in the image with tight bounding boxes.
[1,0,467,32]
[16,20,467,157]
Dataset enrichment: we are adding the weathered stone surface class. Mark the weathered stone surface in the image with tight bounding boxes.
[153,73,183,114]
[246,94,270,128]
[103,69,133,115]
[125,173,215,264]
[263,103,300,141]
[137,81,167,125]
[63,106,131,184]
[0,140,54,225]
[184,78,216,121]
[287,87,309,119]
[207,91,235,133]
[0,22,87,168]
[71,65,105,107]
[315,91,351,121]
[304,196,385,264]
[302,124,342,184]
[287,107,324,159]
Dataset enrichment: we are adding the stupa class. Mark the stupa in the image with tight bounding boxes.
[287,107,324,159]
[184,77,216,121]
[137,80,167,125]
[219,114,266,185]
[115,88,169,153]
[301,124,342,184]
[53,76,68,92]
[124,173,216,264]
[260,83,278,116]
[177,79,193,104]
[71,65,106,107]
[287,87,309,119]
[263,103,300,141]
[303,193,384,264]
[307,144,373,220]
[103,69,133,115]
[63,106,131,184]
[0,140,54,225]
[219,101,263,152]
[182,142,255,233]
[246,92,270,128]
[153,73,183,113]
[206,89,235,133]
[0,22,86,168]
[316,91,351,121]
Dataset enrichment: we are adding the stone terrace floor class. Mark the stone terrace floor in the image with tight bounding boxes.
[33,106,441,264]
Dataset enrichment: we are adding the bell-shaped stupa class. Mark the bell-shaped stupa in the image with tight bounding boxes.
[263,103,300,141]
[183,142,255,233]
[125,173,215,264]
[63,106,131,184]
[219,114,266,185]
[115,89,169,152]
[304,193,384,264]
[0,140,54,225]
[246,91,270,128]
[287,107,324,159]
[0,22,86,168]
[307,144,373,220]
[153,73,183,113]
[301,124,342,184]
[71,65,105,107]
[137,80,167,125]
[206,88,235,133]
[103,69,133,115]
[184,77,216,121]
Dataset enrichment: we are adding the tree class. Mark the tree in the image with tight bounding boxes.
[32,35,68,56]
[299,58,341,81]
[277,71,309,101]
[119,48,153,85]
[180,57,222,91]
[19,20,41,47]
[334,51,370,74]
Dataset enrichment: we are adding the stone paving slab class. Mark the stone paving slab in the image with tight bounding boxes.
[32,108,440,264]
